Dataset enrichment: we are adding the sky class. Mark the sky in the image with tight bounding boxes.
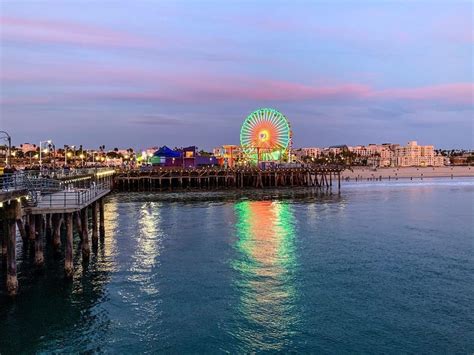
[0,0,472,150]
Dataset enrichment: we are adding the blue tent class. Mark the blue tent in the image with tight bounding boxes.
[153,146,181,158]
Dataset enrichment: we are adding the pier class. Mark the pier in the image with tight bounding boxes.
[115,166,344,192]
[1,165,343,296]
[0,169,115,295]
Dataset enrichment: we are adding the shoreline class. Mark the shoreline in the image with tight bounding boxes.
[341,166,474,180]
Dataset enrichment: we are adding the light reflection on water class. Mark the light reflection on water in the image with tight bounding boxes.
[232,201,299,351]
[0,179,472,353]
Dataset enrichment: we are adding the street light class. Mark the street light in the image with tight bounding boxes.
[0,131,11,166]
[39,139,52,167]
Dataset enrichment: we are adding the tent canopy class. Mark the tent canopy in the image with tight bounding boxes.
[153,146,181,158]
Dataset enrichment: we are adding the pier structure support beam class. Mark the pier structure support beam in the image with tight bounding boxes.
[99,199,105,238]
[1,220,6,257]
[34,214,44,266]
[52,214,62,251]
[91,202,99,242]
[80,207,90,260]
[64,213,74,279]
[28,213,36,241]
[7,218,18,295]
[5,200,20,296]
[45,214,52,238]
[74,212,82,240]
[16,218,27,242]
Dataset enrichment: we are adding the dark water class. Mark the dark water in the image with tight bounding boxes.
[1,179,473,353]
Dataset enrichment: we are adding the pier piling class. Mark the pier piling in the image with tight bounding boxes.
[99,199,105,238]
[16,218,27,242]
[65,213,73,279]
[28,214,36,241]
[52,214,62,251]
[34,214,44,266]
[81,208,90,260]
[91,202,99,242]
[5,200,20,296]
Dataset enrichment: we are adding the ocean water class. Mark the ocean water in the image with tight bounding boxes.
[0,178,473,353]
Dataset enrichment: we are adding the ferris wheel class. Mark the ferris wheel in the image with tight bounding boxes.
[240,108,291,162]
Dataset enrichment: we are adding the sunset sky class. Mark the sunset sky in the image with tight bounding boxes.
[0,1,472,150]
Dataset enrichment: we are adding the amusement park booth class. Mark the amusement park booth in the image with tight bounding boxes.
[150,146,217,168]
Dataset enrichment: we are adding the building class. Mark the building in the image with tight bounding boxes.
[151,146,217,168]
[20,143,37,153]
[347,144,393,167]
[294,147,322,159]
[451,153,474,166]
[213,145,239,167]
[393,141,444,167]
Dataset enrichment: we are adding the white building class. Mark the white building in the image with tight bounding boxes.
[393,141,444,167]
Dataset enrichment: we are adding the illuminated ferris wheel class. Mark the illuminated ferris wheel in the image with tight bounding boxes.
[240,108,291,162]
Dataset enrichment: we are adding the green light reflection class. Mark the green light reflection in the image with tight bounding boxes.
[232,200,299,351]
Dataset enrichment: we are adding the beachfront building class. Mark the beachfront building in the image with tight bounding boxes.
[348,144,393,167]
[393,141,444,167]
[294,147,322,159]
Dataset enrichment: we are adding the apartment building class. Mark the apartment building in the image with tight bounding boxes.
[393,141,444,167]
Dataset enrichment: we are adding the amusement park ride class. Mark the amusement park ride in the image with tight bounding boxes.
[240,108,292,165]
[215,108,301,167]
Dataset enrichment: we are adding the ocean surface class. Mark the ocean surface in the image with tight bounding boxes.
[1,178,473,353]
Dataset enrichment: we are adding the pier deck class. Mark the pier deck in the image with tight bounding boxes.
[0,190,28,204]
[25,187,111,214]
[0,169,115,296]
[116,166,344,192]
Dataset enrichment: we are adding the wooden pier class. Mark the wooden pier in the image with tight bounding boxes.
[115,166,344,192]
[1,165,344,296]
[0,169,115,296]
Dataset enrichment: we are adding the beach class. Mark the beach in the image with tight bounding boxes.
[341,166,474,180]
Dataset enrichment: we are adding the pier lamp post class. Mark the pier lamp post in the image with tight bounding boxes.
[51,143,56,169]
[79,153,85,167]
[64,145,69,166]
[0,131,12,166]
[39,139,52,167]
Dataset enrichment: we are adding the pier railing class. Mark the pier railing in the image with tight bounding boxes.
[35,183,110,208]
[1,172,29,192]
[22,167,116,180]
[1,168,115,207]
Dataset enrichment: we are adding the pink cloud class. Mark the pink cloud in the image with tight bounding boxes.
[373,83,473,105]
[0,16,152,48]
[1,62,472,106]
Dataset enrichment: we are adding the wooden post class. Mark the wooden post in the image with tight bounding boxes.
[1,220,6,257]
[28,213,36,241]
[65,213,73,278]
[52,214,62,250]
[16,218,27,242]
[45,213,52,237]
[99,199,105,238]
[7,217,18,295]
[74,211,82,239]
[91,202,99,242]
[80,208,90,260]
[5,200,20,296]
[34,214,44,266]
